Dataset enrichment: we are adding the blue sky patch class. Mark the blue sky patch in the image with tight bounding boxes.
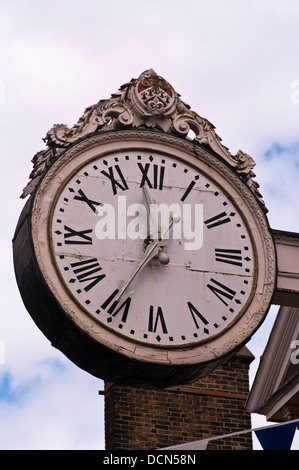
[38,358,67,374]
[264,142,299,160]
[0,372,31,404]
[0,359,67,405]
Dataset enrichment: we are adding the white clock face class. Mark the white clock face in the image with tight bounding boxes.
[51,149,255,347]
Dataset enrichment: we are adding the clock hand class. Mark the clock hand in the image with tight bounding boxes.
[142,186,159,239]
[142,186,173,265]
[115,240,160,302]
[115,214,180,302]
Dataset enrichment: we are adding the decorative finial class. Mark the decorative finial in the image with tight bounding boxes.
[20,70,266,211]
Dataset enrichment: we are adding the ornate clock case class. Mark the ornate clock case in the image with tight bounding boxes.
[13,70,277,388]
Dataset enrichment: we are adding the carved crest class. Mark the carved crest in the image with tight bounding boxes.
[132,71,176,116]
[21,69,266,211]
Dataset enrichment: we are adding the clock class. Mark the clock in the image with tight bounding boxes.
[53,149,254,345]
[13,129,276,388]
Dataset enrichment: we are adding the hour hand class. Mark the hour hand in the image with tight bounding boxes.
[142,186,170,264]
[142,186,159,239]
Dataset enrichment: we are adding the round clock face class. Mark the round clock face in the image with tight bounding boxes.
[51,148,256,347]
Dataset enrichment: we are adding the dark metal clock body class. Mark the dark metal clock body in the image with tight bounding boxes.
[13,130,276,388]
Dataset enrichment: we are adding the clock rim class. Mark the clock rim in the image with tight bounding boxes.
[30,129,277,366]
[49,146,257,348]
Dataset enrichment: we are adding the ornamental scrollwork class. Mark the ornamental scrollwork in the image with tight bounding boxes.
[21,69,266,211]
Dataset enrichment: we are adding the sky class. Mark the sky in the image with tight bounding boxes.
[0,0,299,450]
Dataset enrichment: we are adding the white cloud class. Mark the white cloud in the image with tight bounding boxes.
[1,0,299,450]
[0,360,104,450]
[254,143,299,231]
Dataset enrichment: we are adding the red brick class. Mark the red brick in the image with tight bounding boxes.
[104,349,253,450]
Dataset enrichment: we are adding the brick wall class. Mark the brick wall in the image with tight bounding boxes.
[104,347,254,450]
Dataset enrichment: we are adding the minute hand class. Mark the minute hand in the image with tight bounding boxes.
[115,216,179,302]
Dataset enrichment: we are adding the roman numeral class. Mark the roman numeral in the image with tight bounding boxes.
[187,301,209,334]
[100,289,131,323]
[73,189,102,214]
[64,225,93,245]
[100,164,129,195]
[215,248,243,267]
[180,180,196,202]
[207,278,236,306]
[138,162,165,190]
[204,212,232,229]
[148,306,168,334]
[70,258,106,292]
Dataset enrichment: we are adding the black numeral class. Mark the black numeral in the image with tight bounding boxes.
[204,212,231,229]
[215,249,243,267]
[207,278,236,306]
[187,301,209,334]
[100,289,131,323]
[64,225,93,245]
[138,162,165,190]
[181,180,196,202]
[73,189,102,214]
[70,258,106,292]
[101,164,129,195]
[148,306,168,334]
